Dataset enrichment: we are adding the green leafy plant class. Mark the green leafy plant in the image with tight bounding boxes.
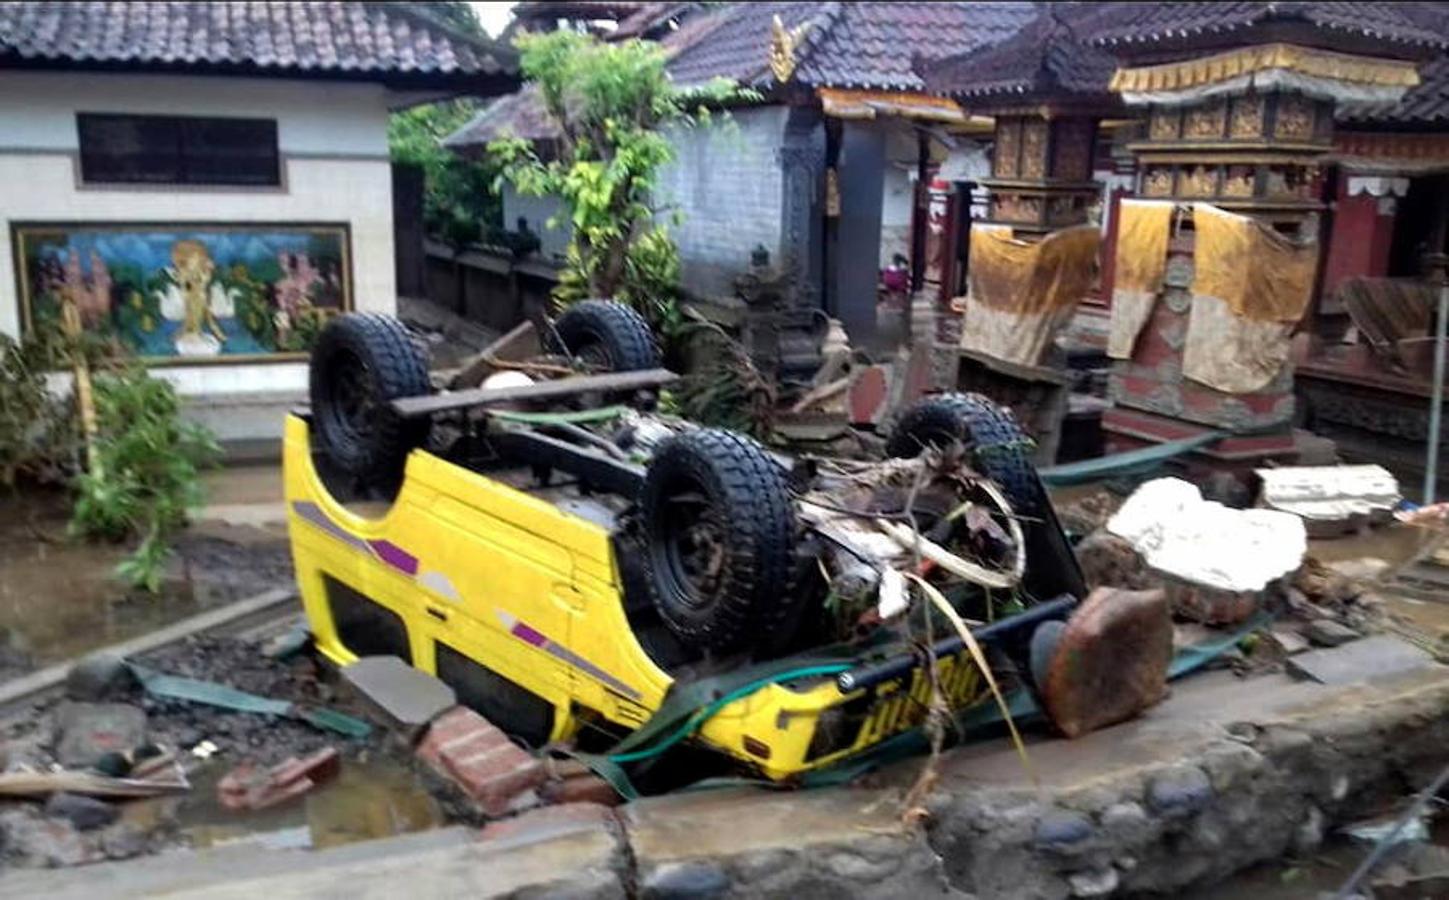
[490,30,756,326]
[0,324,113,487]
[69,367,222,592]
[390,99,503,248]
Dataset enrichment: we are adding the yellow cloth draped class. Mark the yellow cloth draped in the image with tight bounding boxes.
[1114,200,1174,297]
[1183,203,1318,393]
[958,224,1100,366]
[1191,203,1316,323]
[967,224,1100,316]
[1106,200,1175,360]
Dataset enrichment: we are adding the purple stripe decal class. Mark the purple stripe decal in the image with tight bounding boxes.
[292,500,642,701]
[496,611,641,700]
[511,621,549,647]
[370,540,419,576]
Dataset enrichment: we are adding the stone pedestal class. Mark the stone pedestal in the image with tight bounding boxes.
[1108,230,1298,440]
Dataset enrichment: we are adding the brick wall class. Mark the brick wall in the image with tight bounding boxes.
[656,106,791,300]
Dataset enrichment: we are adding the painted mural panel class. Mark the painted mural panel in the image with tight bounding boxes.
[13,223,351,362]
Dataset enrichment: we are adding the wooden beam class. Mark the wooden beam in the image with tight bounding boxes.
[392,368,679,418]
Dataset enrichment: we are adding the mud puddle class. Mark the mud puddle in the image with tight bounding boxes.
[124,755,443,853]
[0,488,292,679]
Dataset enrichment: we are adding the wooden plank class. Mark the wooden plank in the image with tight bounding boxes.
[392,368,679,418]
[449,320,542,390]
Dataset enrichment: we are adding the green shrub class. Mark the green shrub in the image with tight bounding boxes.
[69,366,222,592]
[0,330,79,487]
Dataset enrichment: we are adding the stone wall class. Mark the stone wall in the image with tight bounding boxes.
[656,106,793,301]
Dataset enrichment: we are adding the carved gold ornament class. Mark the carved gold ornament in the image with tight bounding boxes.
[1110,43,1419,94]
[769,15,812,83]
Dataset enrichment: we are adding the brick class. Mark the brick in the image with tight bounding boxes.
[540,772,624,807]
[416,706,547,816]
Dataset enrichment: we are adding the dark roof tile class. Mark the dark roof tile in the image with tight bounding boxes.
[664,2,1038,92]
[920,3,1118,102]
[1341,53,1449,124]
[0,1,518,86]
[1084,2,1448,51]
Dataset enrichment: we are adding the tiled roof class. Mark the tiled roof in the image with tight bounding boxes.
[793,2,1038,91]
[512,1,651,22]
[663,2,833,88]
[444,85,559,149]
[1083,2,1448,52]
[665,2,1039,91]
[0,1,518,87]
[1341,54,1449,125]
[920,4,1119,103]
[612,3,702,40]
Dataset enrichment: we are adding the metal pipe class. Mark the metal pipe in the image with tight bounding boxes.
[836,594,1077,693]
[1425,254,1449,504]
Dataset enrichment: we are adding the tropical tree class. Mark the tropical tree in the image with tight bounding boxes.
[389,100,501,248]
[489,30,753,324]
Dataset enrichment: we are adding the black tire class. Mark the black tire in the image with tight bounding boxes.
[545,299,659,372]
[1029,620,1068,691]
[888,393,1087,602]
[641,429,799,654]
[309,313,432,495]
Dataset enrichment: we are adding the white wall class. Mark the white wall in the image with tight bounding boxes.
[656,106,790,300]
[0,71,398,404]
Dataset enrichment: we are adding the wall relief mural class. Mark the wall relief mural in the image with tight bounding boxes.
[13,223,351,362]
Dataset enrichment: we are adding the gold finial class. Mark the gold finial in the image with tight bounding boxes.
[769,14,811,83]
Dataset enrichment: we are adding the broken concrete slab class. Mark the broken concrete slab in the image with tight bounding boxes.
[1286,635,1435,685]
[341,655,456,732]
[1269,626,1311,656]
[65,651,135,701]
[43,792,119,831]
[1108,477,1307,593]
[1255,464,1400,537]
[1304,619,1361,648]
[54,702,146,768]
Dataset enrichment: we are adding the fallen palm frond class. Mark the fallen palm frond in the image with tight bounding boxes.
[876,479,1026,590]
[907,573,1039,791]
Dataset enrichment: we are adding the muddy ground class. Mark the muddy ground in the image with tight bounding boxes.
[0,486,294,681]
[0,631,476,870]
[0,485,473,870]
[2,474,1447,887]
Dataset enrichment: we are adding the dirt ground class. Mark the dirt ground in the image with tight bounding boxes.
[0,483,470,870]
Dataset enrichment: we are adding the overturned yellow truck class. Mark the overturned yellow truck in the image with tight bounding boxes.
[285,301,1089,781]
